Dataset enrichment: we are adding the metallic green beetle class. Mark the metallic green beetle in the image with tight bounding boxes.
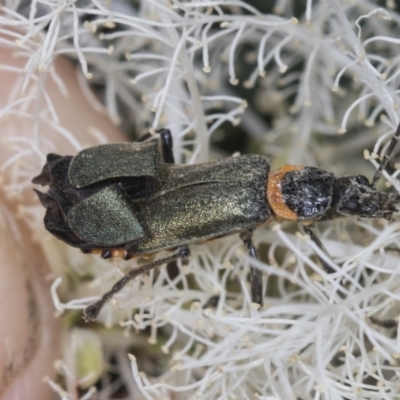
[33,130,272,320]
[32,128,400,321]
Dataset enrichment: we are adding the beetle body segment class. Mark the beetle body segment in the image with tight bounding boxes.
[267,165,303,221]
[268,165,335,222]
[68,184,145,246]
[268,165,398,223]
[33,145,272,255]
[282,166,335,221]
[127,154,271,253]
[332,175,399,220]
[69,139,160,188]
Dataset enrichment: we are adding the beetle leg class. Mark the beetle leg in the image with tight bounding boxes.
[371,122,400,186]
[157,128,175,164]
[101,250,112,259]
[83,246,190,322]
[139,128,175,164]
[240,230,263,308]
[369,316,398,329]
[301,225,336,274]
[81,248,92,254]
[203,295,220,309]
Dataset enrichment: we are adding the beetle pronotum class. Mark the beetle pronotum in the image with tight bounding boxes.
[32,126,400,321]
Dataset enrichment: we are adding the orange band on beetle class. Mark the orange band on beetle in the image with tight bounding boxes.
[267,165,304,222]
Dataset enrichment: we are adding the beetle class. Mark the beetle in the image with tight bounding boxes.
[32,126,400,322]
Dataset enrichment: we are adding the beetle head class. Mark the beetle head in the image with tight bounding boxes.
[332,175,399,220]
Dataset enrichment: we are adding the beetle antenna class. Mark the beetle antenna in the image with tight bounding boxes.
[302,225,336,274]
[371,122,400,187]
[83,247,190,322]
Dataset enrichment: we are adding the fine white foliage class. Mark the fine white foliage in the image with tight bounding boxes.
[1,1,400,399]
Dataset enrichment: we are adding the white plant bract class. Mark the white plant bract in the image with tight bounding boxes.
[1,0,400,399]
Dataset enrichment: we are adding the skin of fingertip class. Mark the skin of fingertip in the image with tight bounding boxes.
[0,200,60,400]
[0,48,124,398]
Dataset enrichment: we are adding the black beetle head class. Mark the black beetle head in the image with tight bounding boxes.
[332,175,400,220]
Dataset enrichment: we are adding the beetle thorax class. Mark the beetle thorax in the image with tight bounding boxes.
[267,165,335,222]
